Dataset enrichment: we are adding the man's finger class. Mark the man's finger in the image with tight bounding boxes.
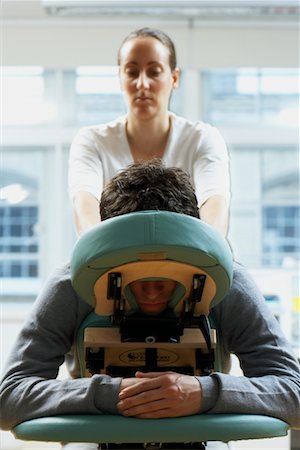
[135,371,174,378]
[118,377,161,399]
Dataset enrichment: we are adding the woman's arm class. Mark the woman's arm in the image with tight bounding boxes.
[192,123,231,237]
[68,128,104,235]
[73,191,100,235]
[199,195,229,237]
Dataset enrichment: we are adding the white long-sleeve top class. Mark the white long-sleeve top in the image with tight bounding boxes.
[68,114,230,208]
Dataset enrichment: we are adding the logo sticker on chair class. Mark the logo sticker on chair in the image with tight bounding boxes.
[119,349,179,365]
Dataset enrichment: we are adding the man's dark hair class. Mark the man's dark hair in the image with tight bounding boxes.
[100,159,199,220]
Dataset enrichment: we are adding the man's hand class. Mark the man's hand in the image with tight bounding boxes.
[118,371,202,418]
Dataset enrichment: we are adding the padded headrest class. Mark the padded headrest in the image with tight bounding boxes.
[71,211,233,316]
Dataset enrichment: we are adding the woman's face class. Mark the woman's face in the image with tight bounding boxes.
[119,37,179,121]
[129,279,177,315]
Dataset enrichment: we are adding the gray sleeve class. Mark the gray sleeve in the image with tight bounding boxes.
[0,265,121,431]
[198,263,300,428]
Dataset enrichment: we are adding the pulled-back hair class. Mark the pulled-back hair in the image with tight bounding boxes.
[118,27,177,71]
[100,159,199,220]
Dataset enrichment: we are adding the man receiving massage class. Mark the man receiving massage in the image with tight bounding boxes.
[0,160,299,445]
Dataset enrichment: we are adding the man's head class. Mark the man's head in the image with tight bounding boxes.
[100,159,200,315]
[100,159,199,221]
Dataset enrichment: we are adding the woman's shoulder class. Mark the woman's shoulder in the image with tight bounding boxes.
[171,113,220,137]
[170,113,225,150]
[76,116,127,139]
[70,117,127,153]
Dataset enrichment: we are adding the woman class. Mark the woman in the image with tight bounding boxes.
[69,28,230,236]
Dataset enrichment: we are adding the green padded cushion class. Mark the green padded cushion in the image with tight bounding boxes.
[71,211,233,309]
[12,414,289,443]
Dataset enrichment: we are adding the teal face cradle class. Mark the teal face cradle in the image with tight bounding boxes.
[70,211,233,312]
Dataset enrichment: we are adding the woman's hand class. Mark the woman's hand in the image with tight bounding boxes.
[118,371,202,418]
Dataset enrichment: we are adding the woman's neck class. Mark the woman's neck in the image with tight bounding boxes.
[126,113,171,160]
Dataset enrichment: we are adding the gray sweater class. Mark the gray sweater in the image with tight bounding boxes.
[0,262,299,430]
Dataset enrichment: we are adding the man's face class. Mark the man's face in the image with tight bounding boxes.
[129,279,177,315]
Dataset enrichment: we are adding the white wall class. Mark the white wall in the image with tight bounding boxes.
[3,20,299,68]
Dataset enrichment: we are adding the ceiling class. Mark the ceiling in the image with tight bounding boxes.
[2,0,299,22]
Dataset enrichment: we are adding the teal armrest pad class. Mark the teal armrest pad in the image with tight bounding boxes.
[13,414,289,443]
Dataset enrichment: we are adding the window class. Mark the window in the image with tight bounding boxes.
[0,206,38,277]
[63,66,126,126]
[1,149,43,295]
[2,65,298,297]
[229,146,299,268]
[263,206,300,267]
[202,69,299,128]
[262,147,299,267]
[1,66,183,297]
[63,66,183,126]
[2,66,56,127]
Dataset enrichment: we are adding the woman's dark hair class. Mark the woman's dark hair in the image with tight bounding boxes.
[118,27,177,71]
[100,159,199,221]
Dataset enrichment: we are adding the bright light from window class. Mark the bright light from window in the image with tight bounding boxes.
[237,76,259,94]
[76,66,119,76]
[76,77,121,94]
[0,184,28,204]
[2,66,44,76]
[203,68,299,128]
[237,74,299,95]
[261,76,299,94]
[6,76,44,96]
[2,67,56,126]
[278,107,299,127]
[75,66,121,94]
